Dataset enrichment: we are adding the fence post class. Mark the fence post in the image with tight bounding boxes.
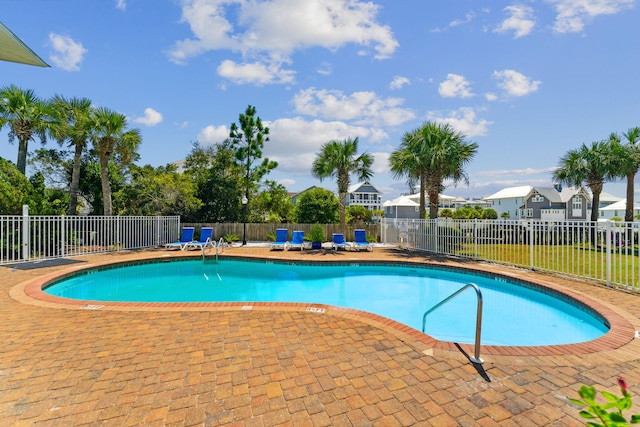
[528,220,534,269]
[21,205,29,261]
[606,221,611,287]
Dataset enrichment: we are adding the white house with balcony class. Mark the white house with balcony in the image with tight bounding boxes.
[347,182,382,211]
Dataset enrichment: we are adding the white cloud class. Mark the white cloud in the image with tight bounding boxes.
[217,60,295,85]
[292,87,415,127]
[546,0,634,33]
[48,33,87,72]
[371,152,390,174]
[316,62,332,76]
[133,108,163,127]
[493,69,541,97]
[449,11,476,27]
[485,92,498,102]
[427,107,491,137]
[475,167,557,177]
[168,0,398,84]
[263,117,388,175]
[494,5,536,38]
[115,0,126,11]
[438,74,473,98]
[390,76,410,90]
[197,124,229,144]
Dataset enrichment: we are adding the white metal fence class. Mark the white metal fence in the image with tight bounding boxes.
[0,209,180,265]
[381,218,640,292]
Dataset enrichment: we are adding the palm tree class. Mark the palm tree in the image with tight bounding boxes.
[0,85,52,174]
[87,107,142,215]
[389,128,427,216]
[50,95,93,215]
[311,137,373,230]
[552,140,618,222]
[390,122,478,219]
[609,127,640,222]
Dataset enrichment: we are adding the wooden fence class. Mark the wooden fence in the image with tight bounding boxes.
[182,223,381,242]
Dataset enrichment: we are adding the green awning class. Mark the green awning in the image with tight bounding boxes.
[0,22,49,67]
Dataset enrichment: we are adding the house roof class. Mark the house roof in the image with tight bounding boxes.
[594,191,623,204]
[382,195,419,207]
[599,199,640,211]
[405,193,460,202]
[525,186,589,204]
[347,182,381,194]
[484,185,533,200]
[0,22,49,67]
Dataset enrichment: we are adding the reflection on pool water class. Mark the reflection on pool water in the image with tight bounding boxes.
[45,259,609,346]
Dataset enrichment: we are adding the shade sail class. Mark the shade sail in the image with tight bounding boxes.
[0,22,49,67]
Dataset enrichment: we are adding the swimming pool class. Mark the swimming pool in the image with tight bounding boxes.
[43,258,609,347]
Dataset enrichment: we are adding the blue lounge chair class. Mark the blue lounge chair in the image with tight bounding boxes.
[165,227,195,250]
[353,229,373,252]
[270,228,289,251]
[184,227,214,250]
[289,230,305,251]
[332,233,351,251]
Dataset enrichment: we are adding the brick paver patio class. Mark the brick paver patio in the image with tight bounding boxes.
[2,247,640,426]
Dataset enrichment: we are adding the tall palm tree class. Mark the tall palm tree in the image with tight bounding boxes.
[311,137,373,230]
[552,140,618,222]
[87,107,142,215]
[390,122,478,219]
[389,128,426,215]
[0,85,52,174]
[609,127,640,222]
[50,95,93,215]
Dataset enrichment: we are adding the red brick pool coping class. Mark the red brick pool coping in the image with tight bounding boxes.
[12,249,638,360]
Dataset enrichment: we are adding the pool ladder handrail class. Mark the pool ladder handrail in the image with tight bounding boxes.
[201,238,226,261]
[422,282,484,364]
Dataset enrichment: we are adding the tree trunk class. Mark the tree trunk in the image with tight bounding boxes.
[419,173,426,219]
[339,191,347,234]
[625,173,635,222]
[16,138,28,175]
[67,142,84,215]
[99,154,112,216]
[428,189,439,219]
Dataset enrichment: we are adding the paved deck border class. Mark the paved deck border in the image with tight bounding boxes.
[10,249,639,361]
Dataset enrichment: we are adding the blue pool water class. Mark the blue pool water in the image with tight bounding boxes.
[45,259,609,346]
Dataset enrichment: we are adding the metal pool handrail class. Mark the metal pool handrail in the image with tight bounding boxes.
[422,282,484,364]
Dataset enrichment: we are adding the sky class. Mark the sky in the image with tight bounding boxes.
[2,0,639,202]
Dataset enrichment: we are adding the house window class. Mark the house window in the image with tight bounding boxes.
[526,208,533,217]
[573,197,582,210]
[532,195,544,203]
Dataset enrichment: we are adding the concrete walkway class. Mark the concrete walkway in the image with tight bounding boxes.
[2,247,640,426]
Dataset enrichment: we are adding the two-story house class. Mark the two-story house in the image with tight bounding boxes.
[518,186,591,220]
[347,182,382,211]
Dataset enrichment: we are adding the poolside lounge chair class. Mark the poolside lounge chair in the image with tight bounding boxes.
[332,233,352,251]
[270,228,290,251]
[353,229,373,252]
[165,227,195,250]
[184,227,215,250]
[289,230,305,251]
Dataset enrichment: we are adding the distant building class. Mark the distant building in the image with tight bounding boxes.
[346,182,382,211]
[484,185,533,219]
[382,195,420,219]
[518,186,591,220]
[599,199,640,220]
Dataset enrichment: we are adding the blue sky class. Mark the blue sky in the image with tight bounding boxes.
[2,0,639,201]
